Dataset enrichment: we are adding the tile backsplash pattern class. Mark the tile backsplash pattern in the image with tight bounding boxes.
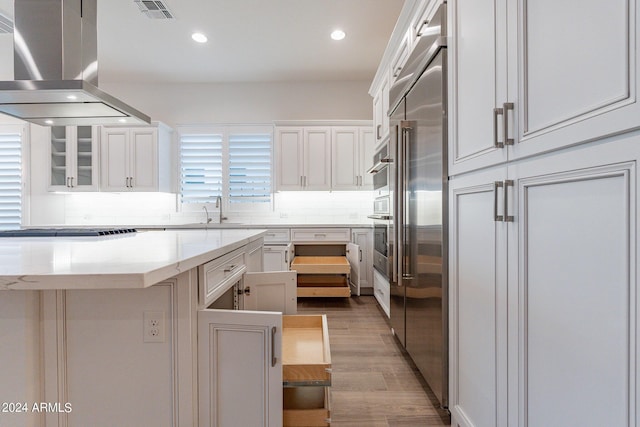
[61,191,374,226]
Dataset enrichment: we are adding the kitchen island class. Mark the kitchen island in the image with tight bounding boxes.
[0,228,293,427]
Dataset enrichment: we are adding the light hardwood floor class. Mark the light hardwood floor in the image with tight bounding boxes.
[298,296,451,427]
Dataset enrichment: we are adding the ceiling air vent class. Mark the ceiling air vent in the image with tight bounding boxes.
[134,0,175,19]
[0,12,13,33]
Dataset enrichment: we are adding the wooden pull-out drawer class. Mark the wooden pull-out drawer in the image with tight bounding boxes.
[291,256,350,274]
[283,387,330,426]
[296,275,351,298]
[283,315,331,385]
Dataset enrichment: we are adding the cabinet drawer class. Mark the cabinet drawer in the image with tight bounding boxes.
[283,315,331,385]
[290,228,350,243]
[199,248,246,307]
[283,387,330,426]
[264,229,290,243]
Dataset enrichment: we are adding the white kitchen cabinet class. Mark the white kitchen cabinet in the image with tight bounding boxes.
[449,0,640,175]
[448,0,509,175]
[275,127,331,191]
[351,228,373,294]
[331,127,375,190]
[373,269,390,318]
[198,309,283,427]
[100,123,171,192]
[264,243,293,272]
[389,29,411,83]
[48,125,99,191]
[373,76,390,145]
[449,137,640,427]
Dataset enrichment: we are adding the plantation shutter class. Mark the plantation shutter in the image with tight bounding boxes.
[180,134,223,204]
[0,133,22,230]
[228,133,272,204]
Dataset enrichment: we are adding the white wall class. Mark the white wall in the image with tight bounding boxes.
[100,80,373,128]
[24,80,375,226]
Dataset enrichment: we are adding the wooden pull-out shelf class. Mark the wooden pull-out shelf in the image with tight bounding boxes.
[283,387,330,427]
[283,314,332,427]
[291,256,352,297]
[297,275,351,297]
[291,256,351,274]
[282,314,332,385]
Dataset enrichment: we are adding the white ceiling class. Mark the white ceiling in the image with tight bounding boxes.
[92,0,405,84]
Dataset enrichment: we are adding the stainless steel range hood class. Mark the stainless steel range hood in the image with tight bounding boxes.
[0,0,150,126]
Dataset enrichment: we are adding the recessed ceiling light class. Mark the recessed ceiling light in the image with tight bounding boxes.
[192,32,208,43]
[44,120,54,125]
[118,118,127,123]
[66,94,77,100]
[331,30,346,41]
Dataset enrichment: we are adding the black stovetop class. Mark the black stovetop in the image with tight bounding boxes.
[0,228,137,237]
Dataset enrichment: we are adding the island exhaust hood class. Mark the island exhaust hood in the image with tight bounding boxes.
[0,0,150,126]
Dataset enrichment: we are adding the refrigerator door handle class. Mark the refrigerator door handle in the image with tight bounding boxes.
[400,121,412,279]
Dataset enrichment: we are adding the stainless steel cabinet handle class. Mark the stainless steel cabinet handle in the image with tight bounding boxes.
[359,249,362,263]
[66,177,71,188]
[503,103,514,146]
[223,264,238,273]
[271,327,277,367]
[300,176,303,187]
[129,177,133,188]
[493,107,504,148]
[504,180,514,222]
[376,124,381,140]
[494,181,504,222]
[70,177,74,187]
[393,67,402,78]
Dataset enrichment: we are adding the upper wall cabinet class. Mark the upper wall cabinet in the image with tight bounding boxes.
[49,126,99,191]
[449,0,640,175]
[275,127,331,191]
[100,123,172,192]
[373,77,390,145]
[331,127,375,190]
[275,123,373,191]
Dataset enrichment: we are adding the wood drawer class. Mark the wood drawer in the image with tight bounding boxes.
[297,276,351,298]
[283,314,331,385]
[199,248,246,307]
[290,228,350,243]
[264,228,290,243]
[283,387,330,426]
[291,256,350,274]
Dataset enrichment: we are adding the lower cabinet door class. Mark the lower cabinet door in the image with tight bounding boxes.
[244,271,298,314]
[198,309,282,427]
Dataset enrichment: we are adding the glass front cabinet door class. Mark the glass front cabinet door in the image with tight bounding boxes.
[49,126,99,191]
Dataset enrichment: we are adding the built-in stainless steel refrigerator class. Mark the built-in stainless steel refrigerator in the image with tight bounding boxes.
[388,2,448,409]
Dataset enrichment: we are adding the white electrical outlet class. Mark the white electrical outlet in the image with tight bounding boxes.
[143,311,165,343]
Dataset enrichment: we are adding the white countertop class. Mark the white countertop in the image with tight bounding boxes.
[0,229,266,290]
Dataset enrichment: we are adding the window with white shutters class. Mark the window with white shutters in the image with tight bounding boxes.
[229,134,271,205]
[180,134,223,205]
[179,125,272,211]
[0,132,22,230]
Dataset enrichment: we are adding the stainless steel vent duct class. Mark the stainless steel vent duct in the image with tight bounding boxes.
[0,0,150,126]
